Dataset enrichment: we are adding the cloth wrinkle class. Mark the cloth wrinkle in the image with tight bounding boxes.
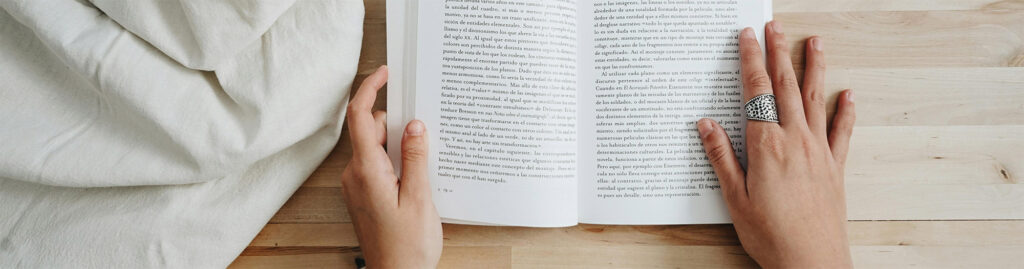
[173,0,207,67]
[204,70,263,154]
[0,0,364,267]
[33,103,98,185]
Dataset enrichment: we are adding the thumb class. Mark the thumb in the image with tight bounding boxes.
[399,120,432,205]
[697,119,748,204]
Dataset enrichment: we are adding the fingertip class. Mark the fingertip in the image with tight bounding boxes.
[834,90,857,123]
[697,118,715,139]
[841,89,856,121]
[740,27,756,40]
[405,120,426,137]
[830,89,857,164]
[834,89,856,119]
[400,120,429,173]
[768,20,783,34]
[399,119,431,202]
[364,65,389,86]
[697,119,747,202]
[353,67,389,108]
[809,36,823,51]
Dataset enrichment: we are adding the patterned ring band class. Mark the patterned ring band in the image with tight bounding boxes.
[744,93,780,123]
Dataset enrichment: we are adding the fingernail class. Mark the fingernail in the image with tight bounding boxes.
[697,119,714,139]
[812,37,823,51]
[740,28,755,39]
[771,21,782,33]
[406,120,425,136]
[846,90,854,103]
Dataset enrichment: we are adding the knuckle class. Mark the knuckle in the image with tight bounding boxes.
[705,143,733,164]
[777,75,800,90]
[342,160,397,191]
[346,102,363,116]
[806,90,825,107]
[402,144,428,161]
[745,72,772,89]
[771,38,790,53]
[340,166,362,189]
[811,57,827,69]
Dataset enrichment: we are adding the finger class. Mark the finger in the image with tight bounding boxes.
[697,119,748,204]
[399,120,433,205]
[803,36,828,138]
[348,66,388,156]
[373,111,387,146]
[739,27,773,102]
[829,90,856,164]
[765,21,807,126]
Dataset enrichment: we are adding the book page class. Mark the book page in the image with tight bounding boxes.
[578,0,771,224]
[407,0,580,227]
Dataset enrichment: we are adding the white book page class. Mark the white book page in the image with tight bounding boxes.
[577,0,771,224]
[405,0,581,227]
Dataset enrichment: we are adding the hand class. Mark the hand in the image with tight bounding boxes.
[341,66,443,268]
[697,21,856,268]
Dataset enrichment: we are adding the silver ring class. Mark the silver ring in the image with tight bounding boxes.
[744,93,780,123]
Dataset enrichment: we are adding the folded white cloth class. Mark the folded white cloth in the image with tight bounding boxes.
[0,0,363,267]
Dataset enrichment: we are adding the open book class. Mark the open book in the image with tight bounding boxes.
[387,0,771,227]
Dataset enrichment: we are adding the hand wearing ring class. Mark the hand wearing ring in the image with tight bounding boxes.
[696,21,856,268]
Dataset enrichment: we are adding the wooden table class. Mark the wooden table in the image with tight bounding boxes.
[230,0,1024,267]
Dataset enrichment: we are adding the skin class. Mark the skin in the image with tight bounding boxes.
[341,66,443,268]
[696,21,855,268]
[342,20,855,268]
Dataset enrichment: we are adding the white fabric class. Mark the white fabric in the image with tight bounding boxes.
[0,0,363,267]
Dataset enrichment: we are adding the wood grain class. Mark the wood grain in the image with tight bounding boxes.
[777,10,1024,68]
[233,245,1024,268]
[231,247,510,269]
[850,246,1024,268]
[230,0,1024,267]
[846,126,1022,185]
[251,221,1024,248]
[827,68,1024,126]
[231,253,360,269]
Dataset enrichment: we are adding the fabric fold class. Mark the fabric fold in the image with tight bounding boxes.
[0,0,358,187]
[89,0,298,70]
[0,0,363,267]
